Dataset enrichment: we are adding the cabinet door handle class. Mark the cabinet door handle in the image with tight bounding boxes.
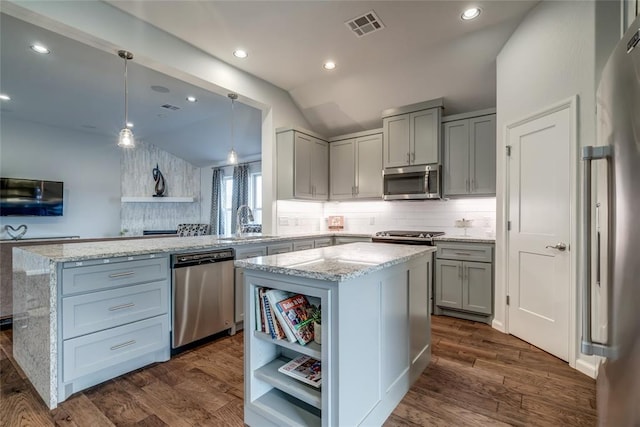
[110,340,136,351]
[411,152,415,163]
[109,271,135,279]
[458,265,462,278]
[356,186,359,195]
[471,179,475,192]
[466,179,470,192]
[454,252,472,256]
[406,152,411,164]
[108,302,135,311]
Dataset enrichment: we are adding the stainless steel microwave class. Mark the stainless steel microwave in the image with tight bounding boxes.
[382,164,441,200]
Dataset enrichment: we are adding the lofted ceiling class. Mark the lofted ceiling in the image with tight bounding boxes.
[106,0,539,137]
[0,13,262,168]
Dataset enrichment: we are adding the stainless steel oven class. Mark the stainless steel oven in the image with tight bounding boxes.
[382,164,441,200]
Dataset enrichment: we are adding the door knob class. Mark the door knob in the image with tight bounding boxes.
[545,242,568,251]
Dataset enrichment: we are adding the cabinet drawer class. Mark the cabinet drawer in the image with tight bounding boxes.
[267,242,293,255]
[293,239,315,251]
[236,246,267,260]
[62,281,169,339]
[314,237,333,248]
[436,243,493,262]
[63,315,169,382]
[62,257,169,295]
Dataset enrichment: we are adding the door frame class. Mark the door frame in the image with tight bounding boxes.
[502,96,578,369]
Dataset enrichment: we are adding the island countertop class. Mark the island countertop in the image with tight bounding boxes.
[235,242,436,282]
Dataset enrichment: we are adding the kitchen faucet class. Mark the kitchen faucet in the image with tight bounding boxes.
[236,205,254,236]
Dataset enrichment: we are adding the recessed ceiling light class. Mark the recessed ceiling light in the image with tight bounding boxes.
[126,122,134,128]
[30,43,50,54]
[461,7,481,20]
[0,94,11,101]
[186,96,197,103]
[233,49,248,59]
[323,61,336,70]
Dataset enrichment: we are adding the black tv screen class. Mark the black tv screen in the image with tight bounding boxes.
[0,178,64,216]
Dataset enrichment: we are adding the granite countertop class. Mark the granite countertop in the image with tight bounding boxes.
[235,242,436,282]
[12,232,373,263]
[433,235,495,244]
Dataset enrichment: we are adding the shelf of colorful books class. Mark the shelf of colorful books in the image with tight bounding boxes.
[254,357,322,409]
[253,331,322,359]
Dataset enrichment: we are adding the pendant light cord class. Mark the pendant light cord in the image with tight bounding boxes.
[124,55,128,127]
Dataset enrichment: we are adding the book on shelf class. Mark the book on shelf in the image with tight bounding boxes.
[258,287,270,335]
[274,294,315,346]
[278,355,322,388]
[263,293,287,340]
[265,289,297,343]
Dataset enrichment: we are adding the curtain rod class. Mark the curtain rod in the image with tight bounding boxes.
[211,159,261,169]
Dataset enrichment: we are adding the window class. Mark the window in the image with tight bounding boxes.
[249,172,262,225]
[220,172,262,235]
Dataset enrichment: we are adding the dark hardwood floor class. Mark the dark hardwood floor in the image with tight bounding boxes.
[0,316,597,426]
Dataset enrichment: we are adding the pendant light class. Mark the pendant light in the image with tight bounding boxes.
[117,50,135,148]
[227,93,238,164]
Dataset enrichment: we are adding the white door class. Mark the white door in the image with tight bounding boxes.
[507,106,571,361]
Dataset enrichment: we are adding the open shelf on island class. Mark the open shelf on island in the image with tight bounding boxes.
[254,331,321,359]
[252,388,321,427]
[254,357,321,409]
[120,196,195,203]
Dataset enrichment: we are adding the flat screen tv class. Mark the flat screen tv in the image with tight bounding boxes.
[0,178,63,216]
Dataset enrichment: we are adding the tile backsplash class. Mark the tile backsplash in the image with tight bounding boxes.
[277,198,496,237]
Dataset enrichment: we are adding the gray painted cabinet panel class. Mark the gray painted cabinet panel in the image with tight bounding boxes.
[330,133,382,200]
[312,138,329,199]
[435,259,463,309]
[329,139,356,199]
[469,115,497,195]
[383,108,441,168]
[463,261,492,314]
[442,113,496,197]
[277,130,329,201]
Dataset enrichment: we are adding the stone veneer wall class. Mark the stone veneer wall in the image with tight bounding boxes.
[121,141,201,235]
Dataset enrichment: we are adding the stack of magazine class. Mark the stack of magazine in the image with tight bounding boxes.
[255,287,318,346]
[278,355,322,388]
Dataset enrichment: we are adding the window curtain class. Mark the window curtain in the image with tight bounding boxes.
[231,163,250,234]
[209,167,225,235]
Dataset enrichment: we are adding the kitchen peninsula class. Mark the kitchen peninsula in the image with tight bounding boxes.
[10,233,373,410]
[237,242,435,426]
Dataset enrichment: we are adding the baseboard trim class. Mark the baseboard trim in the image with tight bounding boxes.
[575,357,598,379]
[491,318,505,333]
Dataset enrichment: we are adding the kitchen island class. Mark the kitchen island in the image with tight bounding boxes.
[237,242,436,427]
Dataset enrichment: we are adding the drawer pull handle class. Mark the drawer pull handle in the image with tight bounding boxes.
[108,302,135,311]
[454,252,472,256]
[110,340,136,351]
[109,271,135,279]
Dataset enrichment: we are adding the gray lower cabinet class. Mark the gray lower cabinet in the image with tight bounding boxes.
[334,236,372,245]
[314,237,333,248]
[59,255,170,402]
[435,242,493,323]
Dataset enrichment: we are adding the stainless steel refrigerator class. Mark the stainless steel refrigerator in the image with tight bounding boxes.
[582,14,640,426]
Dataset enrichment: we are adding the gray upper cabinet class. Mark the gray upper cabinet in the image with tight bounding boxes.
[277,129,329,201]
[382,103,442,168]
[330,131,382,200]
[443,113,496,197]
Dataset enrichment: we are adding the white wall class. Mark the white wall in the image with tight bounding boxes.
[496,0,620,375]
[2,1,312,236]
[0,117,121,238]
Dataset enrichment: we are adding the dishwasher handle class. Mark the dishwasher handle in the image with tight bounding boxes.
[173,249,234,268]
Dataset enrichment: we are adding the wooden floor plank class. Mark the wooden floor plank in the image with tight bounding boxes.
[0,316,597,426]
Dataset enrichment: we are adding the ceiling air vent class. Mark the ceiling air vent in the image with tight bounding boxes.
[161,104,180,111]
[345,10,385,38]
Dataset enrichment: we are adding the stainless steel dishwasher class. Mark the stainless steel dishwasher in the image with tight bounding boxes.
[171,248,235,350]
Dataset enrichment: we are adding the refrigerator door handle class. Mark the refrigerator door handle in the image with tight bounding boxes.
[581,145,617,359]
